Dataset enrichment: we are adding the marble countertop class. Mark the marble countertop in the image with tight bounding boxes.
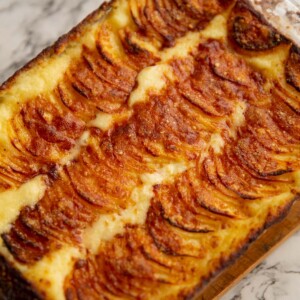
[0,0,299,299]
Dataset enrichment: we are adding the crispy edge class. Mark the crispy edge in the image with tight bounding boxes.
[241,0,295,46]
[0,255,42,300]
[0,0,114,91]
[184,196,299,300]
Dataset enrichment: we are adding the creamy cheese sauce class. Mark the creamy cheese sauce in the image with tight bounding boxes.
[244,45,290,80]
[23,246,82,300]
[0,176,47,234]
[129,64,174,106]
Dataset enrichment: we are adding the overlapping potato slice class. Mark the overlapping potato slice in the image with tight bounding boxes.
[0,1,300,299]
[62,35,300,299]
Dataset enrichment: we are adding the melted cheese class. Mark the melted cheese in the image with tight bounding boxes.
[210,133,225,154]
[60,131,90,165]
[88,113,114,131]
[160,9,229,62]
[88,110,133,131]
[21,246,81,300]
[229,101,247,139]
[201,13,229,40]
[232,102,246,128]
[108,0,132,29]
[129,64,174,106]
[160,32,201,61]
[0,176,47,234]
[244,45,290,79]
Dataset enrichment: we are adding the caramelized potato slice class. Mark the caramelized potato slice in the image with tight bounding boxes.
[228,2,283,51]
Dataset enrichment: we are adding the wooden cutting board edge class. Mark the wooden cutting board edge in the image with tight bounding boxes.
[195,199,300,300]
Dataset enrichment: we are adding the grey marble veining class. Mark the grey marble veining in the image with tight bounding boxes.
[0,0,101,83]
[223,233,300,300]
[0,1,300,299]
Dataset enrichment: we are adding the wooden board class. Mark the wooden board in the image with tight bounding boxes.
[195,199,300,300]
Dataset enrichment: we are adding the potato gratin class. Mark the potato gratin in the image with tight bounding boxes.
[0,0,299,299]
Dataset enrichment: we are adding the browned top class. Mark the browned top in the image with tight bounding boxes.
[0,1,300,300]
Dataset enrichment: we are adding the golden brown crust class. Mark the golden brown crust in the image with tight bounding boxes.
[60,40,299,298]
[0,0,300,299]
[228,0,285,52]
[129,0,232,47]
[0,0,244,192]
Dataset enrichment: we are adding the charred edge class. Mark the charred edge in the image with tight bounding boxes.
[161,205,213,234]
[0,255,42,300]
[285,45,300,92]
[229,0,286,52]
[232,18,282,51]
[241,0,296,46]
[184,196,299,300]
[0,1,114,90]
